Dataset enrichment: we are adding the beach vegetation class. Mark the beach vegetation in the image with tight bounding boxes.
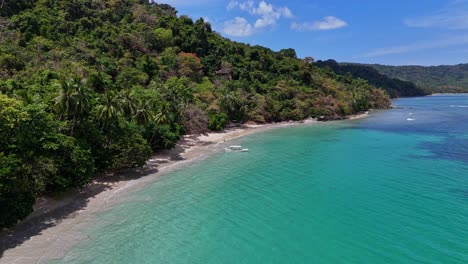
[0,0,391,228]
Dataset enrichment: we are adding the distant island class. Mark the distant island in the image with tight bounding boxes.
[363,63,468,94]
[316,60,468,95]
[315,60,428,98]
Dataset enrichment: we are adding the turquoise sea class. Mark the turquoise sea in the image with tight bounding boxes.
[52,95,468,264]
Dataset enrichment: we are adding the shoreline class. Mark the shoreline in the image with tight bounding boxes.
[0,113,368,263]
[428,93,468,96]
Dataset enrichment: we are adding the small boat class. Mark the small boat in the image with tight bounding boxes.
[225,145,249,152]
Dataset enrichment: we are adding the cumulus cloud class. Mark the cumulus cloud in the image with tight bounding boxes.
[224,0,293,36]
[291,16,348,31]
[224,1,345,37]
[223,17,255,37]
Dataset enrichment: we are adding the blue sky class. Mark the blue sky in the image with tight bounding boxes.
[158,0,468,66]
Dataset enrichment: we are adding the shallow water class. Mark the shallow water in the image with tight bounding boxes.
[51,95,468,264]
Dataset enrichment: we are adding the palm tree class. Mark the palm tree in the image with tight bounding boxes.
[73,79,91,116]
[154,102,171,125]
[219,91,245,121]
[119,89,137,120]
[15,89,38,105]
[54,77,91,135]
[95,91,122,130]
[219,91,237,113]
[54,80,75,120]
[174,83,193,110]
[134,99,154,126]
[163,77,193,114]
[148,101,174,148]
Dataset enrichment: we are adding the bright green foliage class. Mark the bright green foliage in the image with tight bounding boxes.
[153,28,174,51]
[208,113,228,131]
[0,95,95,226]
[0,0,391,228]
[0,93,28,132]
[94,91,123,128]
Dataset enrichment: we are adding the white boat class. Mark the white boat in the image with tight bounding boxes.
[225,145,249,152]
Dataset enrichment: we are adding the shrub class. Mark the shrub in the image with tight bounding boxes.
[0,153,34,228]
[144,123,183,151]
[208,113,228,131]
[108,133,152,170]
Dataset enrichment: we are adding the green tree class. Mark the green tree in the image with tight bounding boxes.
[0,153,34,228]
[119,89,138,120]
[134,99,154,126]
[219,90,245,121]
[208,113,228,131]
[154,101,171,125]
[95,91,122,129]
[153,28,173,51]
[54,77,92,135]
[162,76,194,113]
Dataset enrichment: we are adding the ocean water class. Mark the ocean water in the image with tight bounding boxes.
[51,95,468,264]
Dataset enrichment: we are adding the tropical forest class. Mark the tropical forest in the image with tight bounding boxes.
[0,0,392,228]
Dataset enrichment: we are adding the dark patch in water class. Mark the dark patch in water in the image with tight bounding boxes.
[345,95,468,165]
[448,188,468,199]
[418,137,468,164]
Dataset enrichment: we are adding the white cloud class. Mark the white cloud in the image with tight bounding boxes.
[226,0,293,30]
[278,7,293,19]
[291,16,348,31]
[228,0,254,12]
[227,1,239,10]
[223,17,255,37]
[361,35,468,58]
[405,2,468,29]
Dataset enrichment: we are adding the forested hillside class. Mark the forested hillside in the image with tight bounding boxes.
[367,63,468,93]
[315,60,428,98]
[0,0,390,228]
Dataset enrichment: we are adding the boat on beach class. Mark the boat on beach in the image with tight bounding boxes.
[225,145,249,152]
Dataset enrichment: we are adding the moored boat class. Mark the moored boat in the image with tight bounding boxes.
[225,145,249,152]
